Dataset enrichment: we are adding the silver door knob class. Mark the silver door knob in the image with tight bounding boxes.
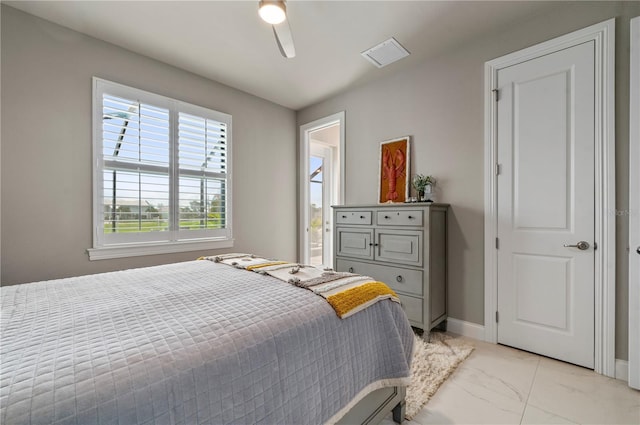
[563,241,590,250]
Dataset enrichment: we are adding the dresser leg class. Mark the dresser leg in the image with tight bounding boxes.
[436,319,447,332]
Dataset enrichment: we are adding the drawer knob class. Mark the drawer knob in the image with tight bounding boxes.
[396,275,403,282]
[341,215,347,218]
[348,267,354,273]
[360,215,365,219]
[384,215,390,219]
[408,215,414,219]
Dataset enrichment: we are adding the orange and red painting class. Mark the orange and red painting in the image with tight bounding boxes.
[378,137,410,203]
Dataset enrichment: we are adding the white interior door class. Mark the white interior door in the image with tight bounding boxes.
[496,41,596,368]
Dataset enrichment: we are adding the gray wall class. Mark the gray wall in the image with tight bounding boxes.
[1,6,297,285]
[297,1,639,361]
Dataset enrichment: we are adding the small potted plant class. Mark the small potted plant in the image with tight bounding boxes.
[412,174,436,202]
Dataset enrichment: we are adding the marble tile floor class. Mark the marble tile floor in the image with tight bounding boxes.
[382,334,640,425]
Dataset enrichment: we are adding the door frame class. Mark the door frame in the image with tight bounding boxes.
[299,111,345,263]
[629,16,639,389]
[483,19,616,377]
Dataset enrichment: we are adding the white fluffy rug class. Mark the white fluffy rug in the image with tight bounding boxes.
[405,332,474,420]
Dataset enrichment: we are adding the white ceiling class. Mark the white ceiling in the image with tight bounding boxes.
[5,0,564,110]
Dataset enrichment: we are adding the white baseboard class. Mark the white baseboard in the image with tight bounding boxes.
[615,359,628,382]
[446,317,485,340]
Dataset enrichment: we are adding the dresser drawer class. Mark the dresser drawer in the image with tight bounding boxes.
[336,259,423,326]
[398,294,423,326]
[336,211,372,225]
[335,259,423,296]
[382,268,423,296]
[377,210,423,226]
[335,258,367,275]
[336,228,374,259]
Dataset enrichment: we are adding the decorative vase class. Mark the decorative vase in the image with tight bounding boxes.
[423,184,434,202]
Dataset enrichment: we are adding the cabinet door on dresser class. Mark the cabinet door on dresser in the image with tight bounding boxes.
[336,228,374,260]
[375,229,423,266]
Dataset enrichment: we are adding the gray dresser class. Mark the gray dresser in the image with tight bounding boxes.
[332,203,448,333]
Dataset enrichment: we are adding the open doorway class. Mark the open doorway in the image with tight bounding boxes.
[299,112,345,266]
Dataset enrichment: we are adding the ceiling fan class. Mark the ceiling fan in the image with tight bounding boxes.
[258,0,296,58]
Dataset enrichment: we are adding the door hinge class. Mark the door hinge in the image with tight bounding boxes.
[492,88,500,101]
[496,311,499,323]
[495,163,501,176]
[495,237,499,249]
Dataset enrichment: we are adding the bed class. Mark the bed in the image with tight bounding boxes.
[1,257,414,424]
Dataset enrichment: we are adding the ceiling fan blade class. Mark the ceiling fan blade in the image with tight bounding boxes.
[272,19,296,58]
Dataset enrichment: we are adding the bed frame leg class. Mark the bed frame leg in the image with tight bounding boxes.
[392,399,405,424]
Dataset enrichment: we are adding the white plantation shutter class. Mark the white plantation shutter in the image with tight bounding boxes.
[101,95,171,244]
[177,112,228,239]
[92,78,232,257]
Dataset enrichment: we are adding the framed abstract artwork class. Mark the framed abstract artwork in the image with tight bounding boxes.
[378,136,410,203]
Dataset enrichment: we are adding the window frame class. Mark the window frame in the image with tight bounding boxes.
[88,78,233,261]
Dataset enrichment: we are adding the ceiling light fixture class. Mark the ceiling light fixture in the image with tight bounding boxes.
[259,1,287,25]
[258,0,295,59]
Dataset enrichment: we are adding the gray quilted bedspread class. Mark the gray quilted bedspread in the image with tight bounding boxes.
[1,260,414,425]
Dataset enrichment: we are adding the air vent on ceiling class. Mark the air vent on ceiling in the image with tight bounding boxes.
[361,37,410,68]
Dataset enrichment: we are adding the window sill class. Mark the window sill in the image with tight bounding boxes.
[87,238,234,261]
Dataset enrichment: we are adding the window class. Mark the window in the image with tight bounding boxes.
[89,78,232,260]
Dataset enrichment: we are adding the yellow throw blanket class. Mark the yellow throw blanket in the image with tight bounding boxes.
[200,253,400,319]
